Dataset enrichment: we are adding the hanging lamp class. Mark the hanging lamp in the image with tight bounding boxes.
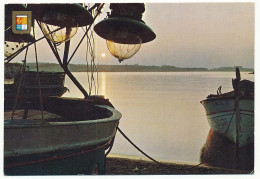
[4,28,35,57]
[94,3,156,62]
[27,4,94,44]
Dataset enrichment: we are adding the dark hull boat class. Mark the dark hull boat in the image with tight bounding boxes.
[200,129,254,171]
[5,71,68,110]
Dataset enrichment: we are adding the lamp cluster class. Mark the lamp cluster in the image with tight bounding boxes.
[5,3,156,61]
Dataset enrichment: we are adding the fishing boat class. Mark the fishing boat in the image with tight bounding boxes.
[4,3,155,175]
[4,70,68,110]
[4,96,121,175]
[200,68,254,148]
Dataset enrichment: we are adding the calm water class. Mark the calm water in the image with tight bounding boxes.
[63,72,254,164]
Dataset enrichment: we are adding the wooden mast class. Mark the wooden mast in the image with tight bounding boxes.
[234,67,241,168]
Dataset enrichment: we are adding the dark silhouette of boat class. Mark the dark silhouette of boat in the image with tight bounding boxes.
[4,70,68,110]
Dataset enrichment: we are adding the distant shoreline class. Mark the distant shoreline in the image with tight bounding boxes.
[5,63,254,76]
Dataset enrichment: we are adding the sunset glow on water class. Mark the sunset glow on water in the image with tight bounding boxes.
[63,71,254,163]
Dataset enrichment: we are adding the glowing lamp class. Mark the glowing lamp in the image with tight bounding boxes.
[27,4,93,44]
[94,3,156,62]
[39,11,78,45]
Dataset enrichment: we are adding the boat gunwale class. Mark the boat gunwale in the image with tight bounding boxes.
[206,109,254,118]
[200,95,254,104]
[4,105,122,129]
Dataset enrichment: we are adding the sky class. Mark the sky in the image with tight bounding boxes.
[4,2,255,69]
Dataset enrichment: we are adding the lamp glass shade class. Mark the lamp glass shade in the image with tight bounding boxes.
[4,41,24,57]
[4,28,35,57]
[106,35,141,62]
[40,11,78,44]
[94,17,156,62]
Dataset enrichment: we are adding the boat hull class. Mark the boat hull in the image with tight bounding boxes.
[4,104,121,175]
[201,97,254,147]
[5,141,108,175]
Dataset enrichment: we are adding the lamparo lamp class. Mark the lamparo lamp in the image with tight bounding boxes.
[4,28,35,57]
[27,4,94,45]
[94,3,156,62]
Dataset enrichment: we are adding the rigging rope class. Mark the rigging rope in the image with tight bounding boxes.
[5,27,64,64]
[84,22,99,96]
[200,108,236,166]
[33,24,44,121]
[117,127,205,171]
[11,47,29,120]
[114,80,240,172]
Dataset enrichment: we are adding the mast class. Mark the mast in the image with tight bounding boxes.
[234,67,241,168]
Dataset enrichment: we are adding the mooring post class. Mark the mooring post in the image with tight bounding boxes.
[234,67,241,169]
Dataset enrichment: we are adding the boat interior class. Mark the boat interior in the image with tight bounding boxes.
[5,96,114,122]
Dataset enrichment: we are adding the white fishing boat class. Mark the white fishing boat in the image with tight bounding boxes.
[201,68,254,148]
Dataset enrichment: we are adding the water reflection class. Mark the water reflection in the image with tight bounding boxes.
[100,72,106,97]
[63,72,254,164]
[200,129,254,171]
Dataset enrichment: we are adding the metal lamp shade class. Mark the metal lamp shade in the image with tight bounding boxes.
[27,4,94,27]
[94,17,156,44]
[5,28,35,43]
